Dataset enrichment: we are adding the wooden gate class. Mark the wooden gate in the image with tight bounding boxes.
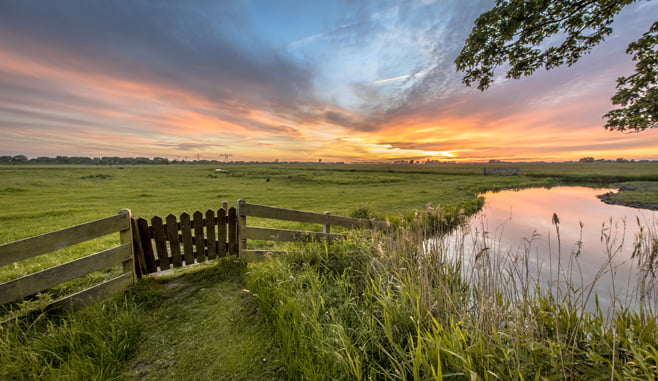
[132,204,238,276]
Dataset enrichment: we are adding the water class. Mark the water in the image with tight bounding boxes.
[432,186,657,312]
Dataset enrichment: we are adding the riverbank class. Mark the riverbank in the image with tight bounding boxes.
[596,181,658,211]
[246,225,658,379]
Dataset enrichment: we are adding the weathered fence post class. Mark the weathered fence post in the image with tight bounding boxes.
[130,217,146,279]
[323,211,331,234]
[119,209,135,283]
[237,199,247,257]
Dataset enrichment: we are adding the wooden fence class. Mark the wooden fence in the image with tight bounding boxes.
[1,200,390,310]
[132,204,238,276]
[0,209,133,311]
[237,199,390,261]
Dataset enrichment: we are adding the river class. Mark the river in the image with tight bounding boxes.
[432,186,657,313]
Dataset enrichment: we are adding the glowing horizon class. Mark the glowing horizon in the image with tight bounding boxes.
[1,1,658,163]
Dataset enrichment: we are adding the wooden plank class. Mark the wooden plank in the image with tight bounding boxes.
[237,200,247,254]
[131,218,146,278]
[0,211,130,267]
[217,208,227,257]
[0,244,131,305]
[227,207,238,255]
[240,202,328,224]
[193,211,206,263]
[166,214,183,267]
[47,272,133,311]
[180,212,194,265]
[118,209,134,278]
[323,212,331,234]
[205,209,217,260]
[242,226,343,242]
[240,202,389,230]
[151,216,170,271]
[137,217,158,274]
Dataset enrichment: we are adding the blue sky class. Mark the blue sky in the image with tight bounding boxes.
[1,0,657,162]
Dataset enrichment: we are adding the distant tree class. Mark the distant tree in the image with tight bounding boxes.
[579,157,596,163]
[55,156,70,164]
[11,155,28,163]
[456,0,657,132]
[70,156,93,164]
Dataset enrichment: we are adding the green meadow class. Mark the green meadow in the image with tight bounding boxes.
[1,163,658,379]
[3,162,657,242]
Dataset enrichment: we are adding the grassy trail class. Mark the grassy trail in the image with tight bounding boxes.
[125,260,286,380]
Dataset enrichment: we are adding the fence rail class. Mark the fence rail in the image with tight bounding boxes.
[0,210,133,310]
[237,199,389,259]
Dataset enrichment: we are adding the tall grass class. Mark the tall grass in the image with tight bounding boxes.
[633,217,658,305]
[245,209,658,379]
[0,283,160,380]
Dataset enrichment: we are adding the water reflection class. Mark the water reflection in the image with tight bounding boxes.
[436,186,657,313]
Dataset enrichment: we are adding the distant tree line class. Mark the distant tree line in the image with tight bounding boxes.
[578,157,656,163]
[0,155,173,165]
[0,155,347,165]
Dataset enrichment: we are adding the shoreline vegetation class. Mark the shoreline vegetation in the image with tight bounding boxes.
[597,182,658,211]
[1,163,657,379]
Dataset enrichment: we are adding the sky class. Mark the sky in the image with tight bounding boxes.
[1,0,657,163]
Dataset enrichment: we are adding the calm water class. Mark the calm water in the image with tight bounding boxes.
[435,186,657,312]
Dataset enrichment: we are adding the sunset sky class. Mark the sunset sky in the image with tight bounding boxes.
[1,0,657,163]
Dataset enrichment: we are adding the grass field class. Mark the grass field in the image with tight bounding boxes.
[1,162,657,379]
[3,162,657,241]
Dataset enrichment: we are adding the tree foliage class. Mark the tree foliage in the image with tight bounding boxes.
[455,0,657,132]
[604,21,658,131]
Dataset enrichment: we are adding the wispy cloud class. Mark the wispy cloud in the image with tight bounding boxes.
[287,32,325,49]
[366,72,428,85]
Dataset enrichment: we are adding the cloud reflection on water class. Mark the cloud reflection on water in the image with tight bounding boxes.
[435,186,657,312]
